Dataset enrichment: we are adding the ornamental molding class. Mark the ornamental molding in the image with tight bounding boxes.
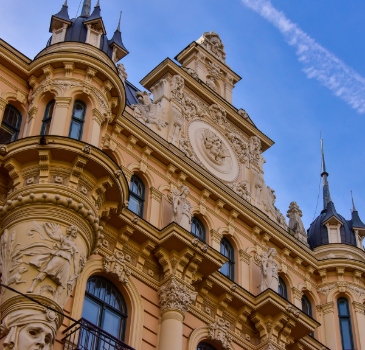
[208,317,233,350]
[158,277,197,313]
[103,250,131,284]
[197,31,227,63]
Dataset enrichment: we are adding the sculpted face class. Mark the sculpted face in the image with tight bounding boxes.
[210,138,222,157]
[18,323,53,350]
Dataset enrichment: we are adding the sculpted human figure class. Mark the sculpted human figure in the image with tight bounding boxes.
[26,223,79,298]
[0,309,57,350]
[260,247,279,292]
[131,91,167,130]
[172,185,192,231]
[203,130,225,165]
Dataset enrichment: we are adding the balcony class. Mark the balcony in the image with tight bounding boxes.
[62,318,135,350]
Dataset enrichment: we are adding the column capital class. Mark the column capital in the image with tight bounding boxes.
[54,96,72,107]
[158,277,197,314]
[291,287,304,301]
[319,301,334,315]
[353,301,365,314]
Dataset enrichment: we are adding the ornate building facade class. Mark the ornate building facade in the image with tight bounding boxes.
[1,1,365,349]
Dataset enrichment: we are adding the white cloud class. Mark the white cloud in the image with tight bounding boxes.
[242,0,365,113]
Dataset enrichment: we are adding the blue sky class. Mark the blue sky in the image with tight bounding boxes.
[1,0,365,229]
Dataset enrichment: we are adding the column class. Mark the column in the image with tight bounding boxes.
[89,108,104,146]
[158,277,197,350]
[320,302,338,350]
[291,287,303,309]
[353,302,365,349]
[0,191,100,349]
[49,97,71,135]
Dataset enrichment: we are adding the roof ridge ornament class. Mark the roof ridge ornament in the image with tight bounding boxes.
[320,138,332,210]
[196,31,226,63]
[351,190,357,212]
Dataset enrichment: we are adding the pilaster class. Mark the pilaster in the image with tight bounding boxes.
[50,97,72,136]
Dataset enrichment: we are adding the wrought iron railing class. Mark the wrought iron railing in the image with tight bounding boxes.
[62,318,135,350]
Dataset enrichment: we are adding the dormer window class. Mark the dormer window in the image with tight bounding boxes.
[86,24,102,48]
[51,23,68,45]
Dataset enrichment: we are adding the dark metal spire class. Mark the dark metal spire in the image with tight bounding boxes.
[117,11,122,32]
[351,191,357,212]
[320,138,332,210]
[81,0,91,17]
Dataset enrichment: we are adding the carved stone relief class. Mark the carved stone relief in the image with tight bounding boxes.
[260,248,279,293]
[117,63,127,82]
[131,91,168,130]
[172,185,192,231]
[158,277,197,313]
[287,202,308,245]
[228,181,250,201]
[208,317,233,350]
[189,120,239,182]
[103,250,131,284]
[209,104,227,125]
[197,31,227,63]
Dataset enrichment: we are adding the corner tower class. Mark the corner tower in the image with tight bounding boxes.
[307,139,365,249]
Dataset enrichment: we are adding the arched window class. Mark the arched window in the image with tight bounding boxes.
[197,342,217,350]
[128,175,145,216]
[81,276,127,348]
[338,298,354,350]
[302,295,312,317]
[278,277,287,299]
[0,105,21,143]
[69,100,86,140]
[220,238,234,280]
[191,217,206,241]
[41,100,55,135]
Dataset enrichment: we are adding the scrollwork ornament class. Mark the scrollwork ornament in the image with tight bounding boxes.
[103,250,131,284]
[158,277,197,313]
[208,317,233,350]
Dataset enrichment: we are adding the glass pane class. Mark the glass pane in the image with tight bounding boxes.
[102,309,122,338]
[0,127,14,144]
[128,196,142,215]
[340,319,354,349]
[338,299,349,316]
[69,121,82,140]
[42,121,51,135]
[73,102,85,120]
[220,262,229,277]
[3,106,19,129]
[82,297,101,325]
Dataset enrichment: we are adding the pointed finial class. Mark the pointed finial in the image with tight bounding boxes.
[81,0,91,17]
[117,11,122,32]
[351,191,357,212]
[96,0,100,7]
[63,0,68,6]
[320,138,332,209]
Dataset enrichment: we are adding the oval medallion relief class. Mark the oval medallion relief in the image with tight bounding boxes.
[188,120,239,182]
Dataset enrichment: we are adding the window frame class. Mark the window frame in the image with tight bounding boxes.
[69,100,86,140]
[128,174,145,217]
[0,104,22,143]
[41,100,55,135]
[82,276,127,341]
[278,277,288,299]
[191,216,206,242]
[337,297,355,350]
[220,237,235,280]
